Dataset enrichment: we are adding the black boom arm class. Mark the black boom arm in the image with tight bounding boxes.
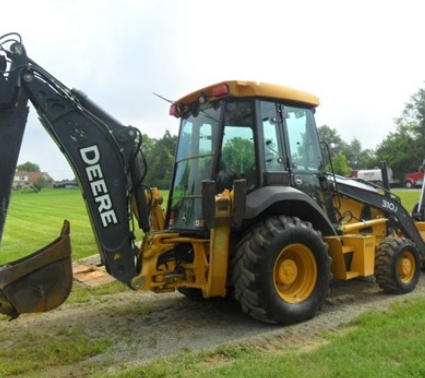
[0,34,150,288]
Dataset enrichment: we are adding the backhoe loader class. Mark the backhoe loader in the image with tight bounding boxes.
[1,32,425,324]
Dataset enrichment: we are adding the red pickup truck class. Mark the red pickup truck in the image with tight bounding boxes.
[403,172,424,188]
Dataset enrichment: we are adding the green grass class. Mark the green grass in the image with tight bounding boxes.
[393,188,420,213]
[0,188,96,264]
[66,279,130,304]
[0,325,113,377]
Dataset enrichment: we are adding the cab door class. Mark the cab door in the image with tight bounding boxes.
[259,100,334,218]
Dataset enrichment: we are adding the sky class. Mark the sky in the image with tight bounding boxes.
[2,0,425,180]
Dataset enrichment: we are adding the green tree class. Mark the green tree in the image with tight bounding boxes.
[375,121,421,180]
[327,152,351,176]
[318,125,377,171]
[403,86,425,151]
[222,137,255,172]
[17,161,40,172]
[317,125,346,149]
[141,133,155,157]
[376,85,425,180]
[342,138,376,169]
[144,130,177,189]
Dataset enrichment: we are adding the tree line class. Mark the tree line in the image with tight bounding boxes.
[141,130,177,189]
[320,85,425,181]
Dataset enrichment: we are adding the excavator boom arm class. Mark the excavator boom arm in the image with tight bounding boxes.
[0,33,150,317]
[0,35,29,243]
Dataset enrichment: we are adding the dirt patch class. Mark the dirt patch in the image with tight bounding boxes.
[3,272,425,377]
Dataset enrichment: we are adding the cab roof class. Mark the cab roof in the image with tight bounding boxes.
[174,80,320,108]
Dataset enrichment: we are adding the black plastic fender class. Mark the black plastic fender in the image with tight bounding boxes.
[245,186,336,236]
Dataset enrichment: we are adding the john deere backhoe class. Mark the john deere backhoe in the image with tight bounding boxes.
[1,32,425,324]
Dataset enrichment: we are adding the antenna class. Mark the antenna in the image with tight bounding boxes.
[153,92,174,104]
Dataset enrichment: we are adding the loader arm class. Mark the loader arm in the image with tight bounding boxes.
[0,33,151,317]
[335,179,425,254]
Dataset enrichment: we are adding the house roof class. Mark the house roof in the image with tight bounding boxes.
[14,171,53,182]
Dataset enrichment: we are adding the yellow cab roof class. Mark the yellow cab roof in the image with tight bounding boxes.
[174,80,320,107]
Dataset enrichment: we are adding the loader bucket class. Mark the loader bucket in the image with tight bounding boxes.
[0,220,72,319]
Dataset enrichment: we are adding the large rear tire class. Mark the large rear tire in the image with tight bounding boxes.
[375,237,421,294]
[232,216,331,325]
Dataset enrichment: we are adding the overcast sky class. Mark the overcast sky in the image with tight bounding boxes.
[3,0,425,180]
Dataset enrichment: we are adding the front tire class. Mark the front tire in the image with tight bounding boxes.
[232,216,331,325]
[375,237,421,294]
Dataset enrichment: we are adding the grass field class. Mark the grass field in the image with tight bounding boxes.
[0,188,95,264]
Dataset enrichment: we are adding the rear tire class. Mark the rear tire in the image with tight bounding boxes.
[375,237,421,294]
[232,216,331,325]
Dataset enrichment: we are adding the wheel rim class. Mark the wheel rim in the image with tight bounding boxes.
[397,251,416,283]
[273,243,317,303]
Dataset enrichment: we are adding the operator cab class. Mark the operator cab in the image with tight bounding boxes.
[166,80,331,232]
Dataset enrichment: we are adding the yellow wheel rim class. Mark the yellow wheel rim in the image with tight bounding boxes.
[273,243,317,303]
[397,251,416,283]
